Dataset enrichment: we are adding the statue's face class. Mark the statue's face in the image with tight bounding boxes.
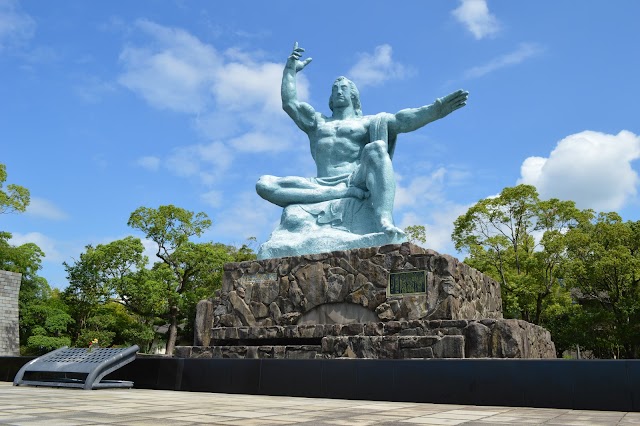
[331,80,352,108]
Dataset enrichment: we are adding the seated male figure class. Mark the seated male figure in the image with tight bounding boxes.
[256,43,468,238]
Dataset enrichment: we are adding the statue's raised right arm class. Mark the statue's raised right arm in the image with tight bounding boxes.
[388,89,469,136]
[281,42,317,133]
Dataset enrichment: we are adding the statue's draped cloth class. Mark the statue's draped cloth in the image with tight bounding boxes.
[300,113,398,231]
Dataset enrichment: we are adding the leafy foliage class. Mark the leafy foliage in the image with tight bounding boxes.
[0,164,30,215]
[451,184,640,358]
[404,225,427,245]
[452,185,588,324]
[63,237,156,350]
[60,205,256,355]
[563,213,640,358]
[127,205,216,355]
[20,279,74,355]
[0,232,44,280]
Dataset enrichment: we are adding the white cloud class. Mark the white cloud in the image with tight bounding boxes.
[9,232,64,262]
[393,165,473,254]
[348,44,412,88]
[398,203,470,254]
[228,131,292,153]
[118,20,309,123]
[26,197,69,220]
[0,0,35,52]
[165,141,234,185]
[200,190,223,208]
[209,191,280,242]
[119,21,313,186]
[452,0,501,40]
[193,111,241,140]
[394,167,448,210]
[214,61,307,112]
[118,19,221,113]
[464,43,543,79]
[137,155,161,171]
[518,130,640,211]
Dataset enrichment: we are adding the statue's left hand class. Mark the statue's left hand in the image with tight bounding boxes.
[433,89,468,118]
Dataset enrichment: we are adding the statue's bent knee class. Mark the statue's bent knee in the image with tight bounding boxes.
[256,175,276,198]
[362,140,389,162]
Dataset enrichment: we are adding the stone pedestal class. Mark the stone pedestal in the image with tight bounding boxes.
[216,243,502,327]
[0,270,21,356]
[176,318,555,359]
[179,243,556,359]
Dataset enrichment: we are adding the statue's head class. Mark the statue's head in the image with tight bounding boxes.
[329,76,362,117]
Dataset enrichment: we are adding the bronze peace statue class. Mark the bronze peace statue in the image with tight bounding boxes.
[256,43,468,259]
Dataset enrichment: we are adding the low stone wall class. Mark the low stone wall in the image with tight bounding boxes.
[0,270,21,356]
[211,243,502,332]
[177,318,555,359]
[188,244,556,360]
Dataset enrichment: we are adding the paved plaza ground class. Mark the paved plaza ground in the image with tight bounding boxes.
[0,382,639,425]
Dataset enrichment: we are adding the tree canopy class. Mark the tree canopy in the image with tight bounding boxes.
[563,213,640,358]
[452,184,640,358]
[452,184,588,324]
[59,205,256,355]
[0,163,30,215]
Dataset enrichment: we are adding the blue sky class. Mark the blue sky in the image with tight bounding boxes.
[2,0,639,289]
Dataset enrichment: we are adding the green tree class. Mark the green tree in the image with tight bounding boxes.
[63,216,257,354]
[0,232,44,280]
[63,237,158,349]
[405,225,427,245]
[563,213,640,358]
[0,164,69,354]
[452,184,587,325]
[127,205,217,355]
[0,163,30,215]
[20,281,73,355]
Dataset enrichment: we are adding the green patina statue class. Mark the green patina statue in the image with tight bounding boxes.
[256,43,468,259]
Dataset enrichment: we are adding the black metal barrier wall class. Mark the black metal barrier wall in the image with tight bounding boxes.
[2,356,639,411]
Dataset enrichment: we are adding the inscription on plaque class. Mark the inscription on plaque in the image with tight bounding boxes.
[239,272,277,285]
[388,270,427,295]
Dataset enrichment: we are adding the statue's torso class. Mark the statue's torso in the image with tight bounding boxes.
[310,115,371,177]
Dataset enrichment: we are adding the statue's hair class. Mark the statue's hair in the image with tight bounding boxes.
[329,76,362,117]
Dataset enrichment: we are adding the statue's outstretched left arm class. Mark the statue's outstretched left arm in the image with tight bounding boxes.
[389,89,468,135]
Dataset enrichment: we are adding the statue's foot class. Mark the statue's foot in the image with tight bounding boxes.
[380,218,406,239]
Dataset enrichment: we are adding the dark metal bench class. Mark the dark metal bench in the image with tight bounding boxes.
[13,345,139,390]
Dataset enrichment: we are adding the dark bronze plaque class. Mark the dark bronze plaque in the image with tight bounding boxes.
[388,270,426,295]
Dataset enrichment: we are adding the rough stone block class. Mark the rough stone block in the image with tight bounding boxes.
[401,347,434,359]
[0,270,20,356]
[432,335,465,358]
[194,299,214,346]
[211,244,502,329]
[463,321,491,358]
[190,244,558,361]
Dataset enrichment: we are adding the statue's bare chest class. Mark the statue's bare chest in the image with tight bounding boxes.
[314,119,369,142]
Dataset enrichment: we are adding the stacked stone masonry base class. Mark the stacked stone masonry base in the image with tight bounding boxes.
[0,270,21,356]
[176,318,555,360]
[210,243,503,332]
[182,244,556,360]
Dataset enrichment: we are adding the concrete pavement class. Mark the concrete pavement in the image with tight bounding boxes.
[0,382,638,425]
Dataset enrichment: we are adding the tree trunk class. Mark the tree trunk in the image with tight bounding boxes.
[165,307,179,356]
[534,294,543,325]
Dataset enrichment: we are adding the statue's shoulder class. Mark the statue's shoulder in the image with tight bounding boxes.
[365,112,394,124]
